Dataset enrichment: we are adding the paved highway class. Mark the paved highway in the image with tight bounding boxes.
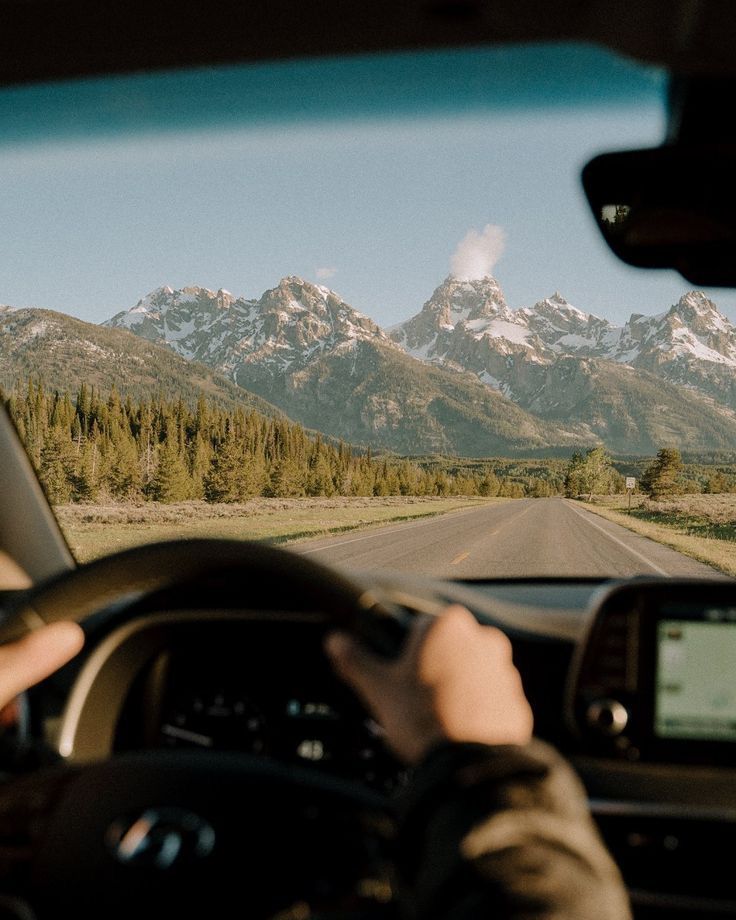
[294,498,721,579]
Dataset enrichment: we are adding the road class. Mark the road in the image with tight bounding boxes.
[294,498,722,579]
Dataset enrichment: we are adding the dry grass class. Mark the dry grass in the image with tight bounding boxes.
[580,494,736,576]
[588,492,736,525]
[56,496,503,563]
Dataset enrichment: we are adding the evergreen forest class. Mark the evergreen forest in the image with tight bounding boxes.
[5,380,734,505]
[2,381,526,503]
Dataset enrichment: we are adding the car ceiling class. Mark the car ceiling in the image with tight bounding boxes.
[0,0,735,87]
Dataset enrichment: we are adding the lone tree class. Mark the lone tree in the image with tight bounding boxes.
[641,448,684,500]
[564,446,616,499]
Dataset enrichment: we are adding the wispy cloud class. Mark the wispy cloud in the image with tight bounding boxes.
[315,266,337,280]
[450,224,506,281]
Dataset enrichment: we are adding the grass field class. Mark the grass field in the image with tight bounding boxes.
[56,496,502,563]
[580,494,736,576]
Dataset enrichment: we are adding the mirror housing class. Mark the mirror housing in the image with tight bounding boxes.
[582,145,736,286]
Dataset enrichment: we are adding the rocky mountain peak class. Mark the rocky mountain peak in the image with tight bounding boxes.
[521,293,595,335]
[105,278,392,383]
[257,276,387,340]
[129,285,175,314]
[428,274,508,324]
[127,284,236,318]
[666,290,732,336]
[390,274,511,356]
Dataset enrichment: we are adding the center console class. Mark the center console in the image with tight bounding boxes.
[568,579,736,766]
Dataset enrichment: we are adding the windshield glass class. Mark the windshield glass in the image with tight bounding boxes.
[2,45,735,580]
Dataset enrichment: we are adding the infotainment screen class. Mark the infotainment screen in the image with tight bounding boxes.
[656,617,736,741]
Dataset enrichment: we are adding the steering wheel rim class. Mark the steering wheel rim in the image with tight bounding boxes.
[0,538,382,641]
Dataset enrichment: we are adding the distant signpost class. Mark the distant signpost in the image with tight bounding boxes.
[625,477,636,513]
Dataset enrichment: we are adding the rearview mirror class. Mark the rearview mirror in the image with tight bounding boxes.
[582,145,736,287]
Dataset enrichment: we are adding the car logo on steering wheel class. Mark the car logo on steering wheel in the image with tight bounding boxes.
[106,807,216,869]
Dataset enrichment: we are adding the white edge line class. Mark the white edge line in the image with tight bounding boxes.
[296,503,500,555]
[564,500,669,576]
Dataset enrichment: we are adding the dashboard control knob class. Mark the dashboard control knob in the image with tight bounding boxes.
[586,698,629,736]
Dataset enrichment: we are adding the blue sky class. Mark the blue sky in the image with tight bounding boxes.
[1,47,735,328]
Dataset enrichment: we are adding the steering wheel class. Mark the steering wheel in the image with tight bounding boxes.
[0,539,412,920]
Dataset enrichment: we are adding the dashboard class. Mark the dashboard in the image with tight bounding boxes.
[19,572,736,918]
[50,575,736,776]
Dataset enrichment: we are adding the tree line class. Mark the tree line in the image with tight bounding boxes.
[563,446,736,500]
[2,380,541,504]
[6,380,731,505]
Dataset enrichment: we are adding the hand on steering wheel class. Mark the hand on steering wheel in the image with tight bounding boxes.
[327,605,533,764]
[0,622,83,712]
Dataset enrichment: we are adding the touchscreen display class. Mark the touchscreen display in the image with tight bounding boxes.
[656,618,736,741]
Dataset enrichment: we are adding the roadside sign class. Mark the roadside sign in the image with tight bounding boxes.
[625,477,636,490]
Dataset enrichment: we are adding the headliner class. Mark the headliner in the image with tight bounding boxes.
[0,0,734,87]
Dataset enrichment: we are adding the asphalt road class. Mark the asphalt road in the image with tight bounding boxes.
[294,498,722,579]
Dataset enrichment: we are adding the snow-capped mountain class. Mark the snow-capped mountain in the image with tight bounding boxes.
[0,307,282,418]
[99,274,736,454]
[609,292,736,407]
[104,277,573,454]
[391,278,736,409]
[390,277,620,386]
[106,278,393,384]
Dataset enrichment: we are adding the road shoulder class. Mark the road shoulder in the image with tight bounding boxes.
[571,499,735,578]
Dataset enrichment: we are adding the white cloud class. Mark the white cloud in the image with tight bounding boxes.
[315,266,337,280]
[450,224,506,281]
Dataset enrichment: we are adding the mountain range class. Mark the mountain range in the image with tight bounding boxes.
[3,273,736,456]
[104,276,736,454]
[0,307,282,418]
[390,279,736,410]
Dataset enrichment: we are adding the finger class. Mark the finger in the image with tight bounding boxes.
[324,630,395,706]
[0,623,85,708]
[326,613,433,682]
[419,605,479,681]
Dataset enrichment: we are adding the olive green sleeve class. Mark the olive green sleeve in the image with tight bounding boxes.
[397,739,631,920]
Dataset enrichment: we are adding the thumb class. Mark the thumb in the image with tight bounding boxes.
[0,622,85,708]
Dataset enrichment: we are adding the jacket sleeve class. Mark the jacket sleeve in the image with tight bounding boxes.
[396,739,631,920]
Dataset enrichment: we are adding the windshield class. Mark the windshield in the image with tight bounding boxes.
[2,44,735,580]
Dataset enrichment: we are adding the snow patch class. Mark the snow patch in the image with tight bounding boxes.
[163,317,197,342]
[479,371,502,389]
[473,319,531,346]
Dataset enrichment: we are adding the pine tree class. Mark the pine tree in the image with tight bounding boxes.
[39,428,74,504]
[204,427,244,502]
[641,448,684,500]
[149,440,192,502]
[105,433,142,499]
[268,457,306,497]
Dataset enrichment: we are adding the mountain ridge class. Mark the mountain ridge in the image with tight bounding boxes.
[101,275,736,454]
[0,307,284,418]
[5,273,736,456]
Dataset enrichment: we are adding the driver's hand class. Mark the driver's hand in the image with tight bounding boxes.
[325,605,533,765]
[0,623,84,713]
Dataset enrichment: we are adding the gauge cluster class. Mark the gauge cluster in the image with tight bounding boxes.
[113,616,405,793]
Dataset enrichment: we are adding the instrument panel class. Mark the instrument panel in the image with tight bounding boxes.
[110,615,405,793]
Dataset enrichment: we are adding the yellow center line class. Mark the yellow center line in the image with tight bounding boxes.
[486,502,533,539]
[450,551,470,566]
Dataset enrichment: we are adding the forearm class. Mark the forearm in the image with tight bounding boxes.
[398,740,631,920]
